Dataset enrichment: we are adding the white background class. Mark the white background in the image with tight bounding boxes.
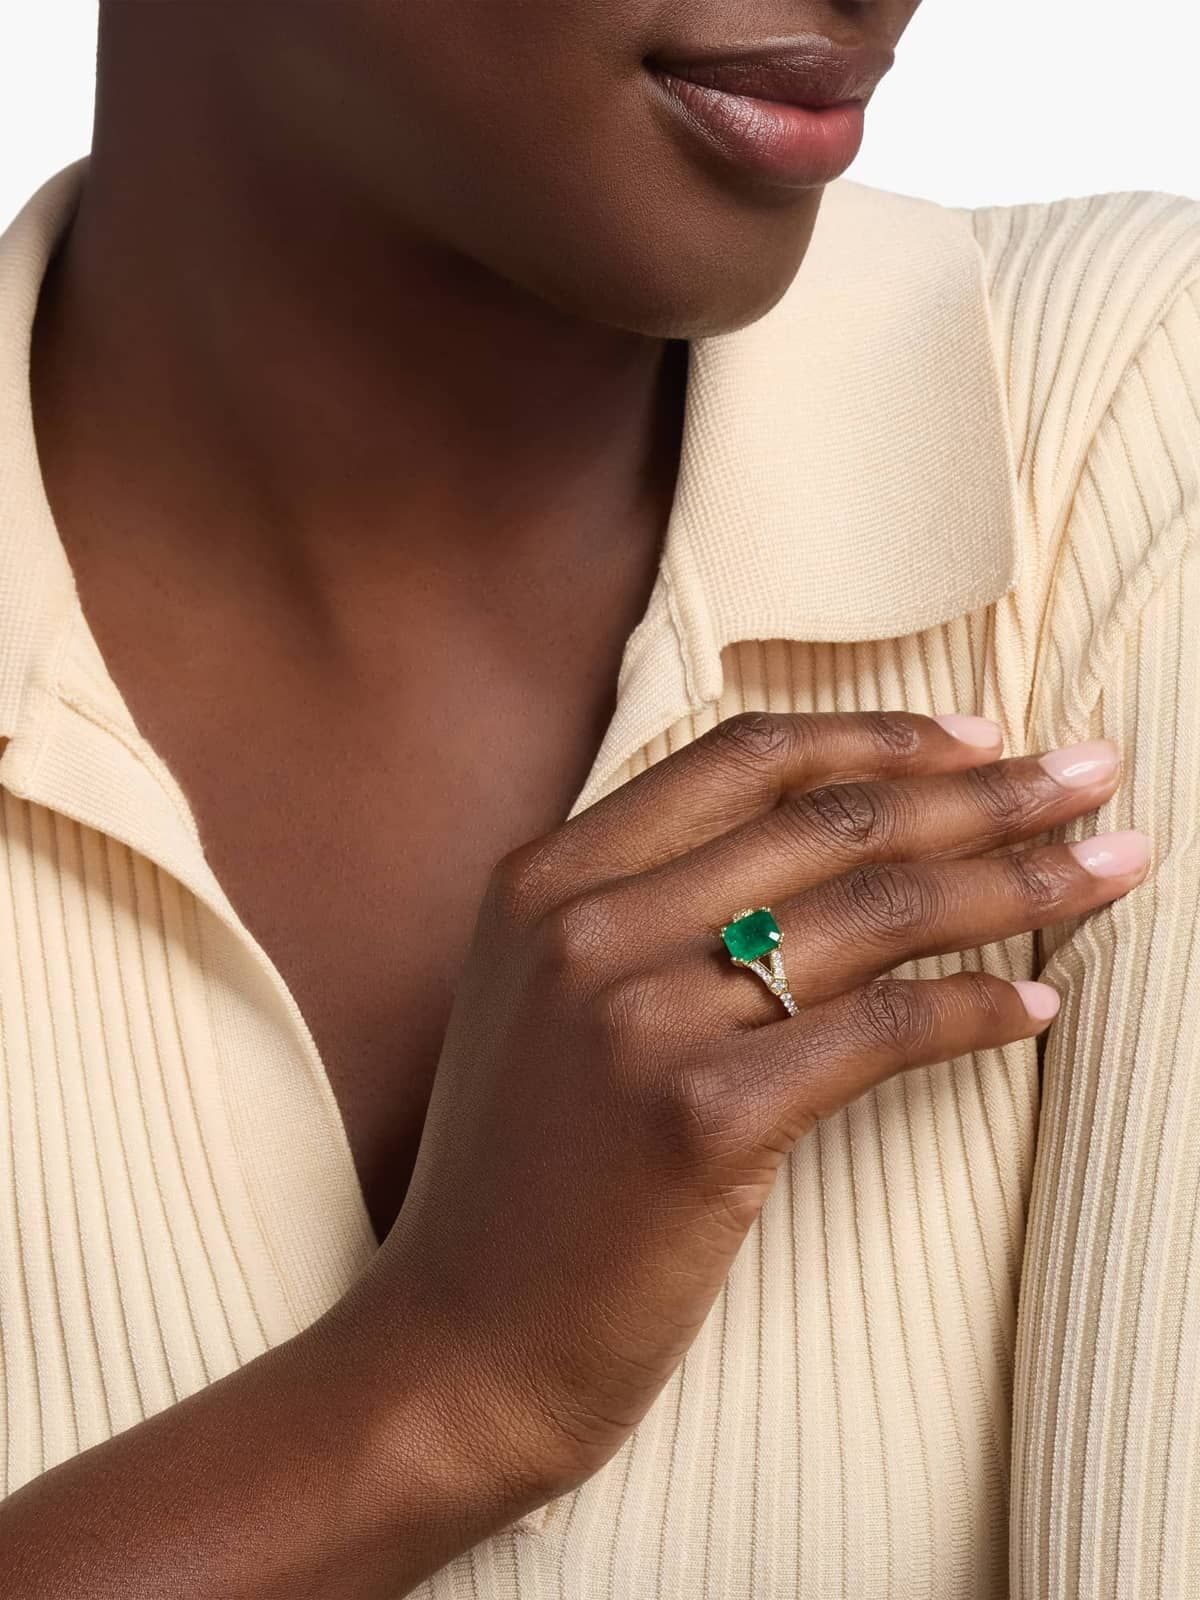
[3,1,1199,229]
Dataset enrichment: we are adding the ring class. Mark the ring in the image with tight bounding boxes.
[719,906,799,1017]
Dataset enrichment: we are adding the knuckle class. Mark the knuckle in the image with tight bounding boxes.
[783,781,897,854]
[1003,850,1067,916]
[705,711,798,774]
[486,837,562,929]
[963,762,1037,832]
[954,969,1006,1025]
[840,862,937,941]
[536,889,623,984]
[854,980,931,1054]
[858,710,923,761]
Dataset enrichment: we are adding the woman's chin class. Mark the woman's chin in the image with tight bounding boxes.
[514,198,824,342]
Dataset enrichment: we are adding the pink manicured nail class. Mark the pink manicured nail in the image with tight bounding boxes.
[1069,830,1152,878]
[933,714,1003,749]
[1038,740,1120,789]
[1011,980,1062,1023]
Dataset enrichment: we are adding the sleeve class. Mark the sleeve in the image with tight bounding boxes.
[1011,260,1200,1597]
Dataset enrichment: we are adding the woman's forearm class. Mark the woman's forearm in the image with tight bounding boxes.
[0,1292,536,1600]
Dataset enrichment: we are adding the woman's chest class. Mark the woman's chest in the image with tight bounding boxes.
[185,761,575,1249]
[151,681,623,1247]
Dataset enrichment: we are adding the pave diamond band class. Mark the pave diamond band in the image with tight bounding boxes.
[719,906,800,1018]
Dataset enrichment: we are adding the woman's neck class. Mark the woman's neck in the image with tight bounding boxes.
[33,17,688,624]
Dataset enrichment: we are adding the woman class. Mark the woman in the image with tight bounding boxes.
[0,2,1197,1595]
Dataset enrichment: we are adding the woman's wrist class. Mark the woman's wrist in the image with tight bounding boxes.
[301,1274,556,1565]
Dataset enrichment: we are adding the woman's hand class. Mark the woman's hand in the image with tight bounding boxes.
[352,711,1147,1511]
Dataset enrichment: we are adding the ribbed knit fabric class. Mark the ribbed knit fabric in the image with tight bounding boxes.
[1,164,1199,1598]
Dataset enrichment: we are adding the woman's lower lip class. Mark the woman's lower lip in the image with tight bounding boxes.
[650,69,867,188]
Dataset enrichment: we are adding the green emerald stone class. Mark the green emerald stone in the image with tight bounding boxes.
[721,908,782,963]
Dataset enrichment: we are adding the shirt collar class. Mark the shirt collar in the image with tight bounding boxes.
[660,178,1021,705]
[0,161,85,751]
[0,159,1020,753]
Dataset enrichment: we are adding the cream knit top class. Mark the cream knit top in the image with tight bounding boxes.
[1,161,1200,1599]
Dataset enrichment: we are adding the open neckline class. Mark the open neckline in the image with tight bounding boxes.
[42,525,695,1299]
[1,158,709,1306]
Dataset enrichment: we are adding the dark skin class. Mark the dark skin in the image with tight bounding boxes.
[31,0,909,1244]
[2,3,1152,1597]
[33,0,705,1244]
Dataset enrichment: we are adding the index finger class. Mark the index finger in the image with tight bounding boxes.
[545,710,1005,888]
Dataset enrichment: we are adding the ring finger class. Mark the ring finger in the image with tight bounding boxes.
[620,741,1123,950]
[710,828,1151,1021]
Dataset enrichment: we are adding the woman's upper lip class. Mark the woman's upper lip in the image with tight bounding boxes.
[646,35,895,109]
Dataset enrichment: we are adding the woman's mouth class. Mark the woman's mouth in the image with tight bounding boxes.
[646,35,895,189]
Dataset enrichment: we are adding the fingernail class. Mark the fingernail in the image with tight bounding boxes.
[1038,740,1120,789]
[933,714,1003,748]
[1069,829,1152,878]
[1011,980,1061,1023]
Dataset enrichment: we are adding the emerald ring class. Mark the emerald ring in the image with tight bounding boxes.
[719,906,799,1018]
